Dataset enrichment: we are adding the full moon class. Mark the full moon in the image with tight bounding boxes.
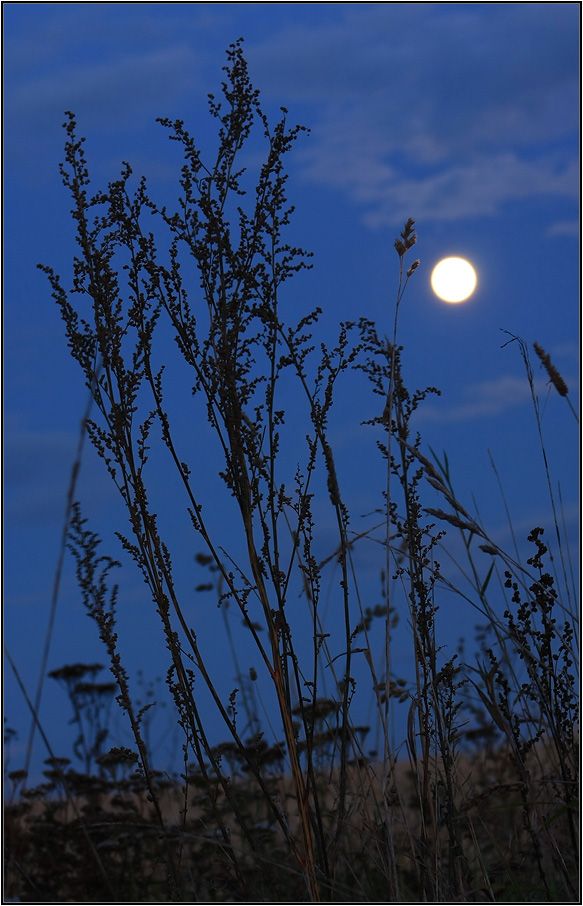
[431,256,477,304]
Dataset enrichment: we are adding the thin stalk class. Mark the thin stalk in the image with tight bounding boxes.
[23,372,96,778]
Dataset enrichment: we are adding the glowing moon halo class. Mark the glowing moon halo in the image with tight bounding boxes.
[431,256,477,304]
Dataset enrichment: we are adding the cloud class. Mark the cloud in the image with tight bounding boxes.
[4,5,223,174]
[7,46,200,133]
[247,4,579,227]
[300,148,578,228]
[546,341,579,360]
[546,219,579,238]
[4,4,579,222]
[416,374,552,423]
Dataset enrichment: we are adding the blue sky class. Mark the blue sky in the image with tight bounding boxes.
[4,3,579,779]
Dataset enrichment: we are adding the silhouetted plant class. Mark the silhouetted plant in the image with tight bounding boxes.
[5,39,578,905]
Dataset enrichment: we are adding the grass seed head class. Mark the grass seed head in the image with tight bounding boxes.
[533,341,569,397]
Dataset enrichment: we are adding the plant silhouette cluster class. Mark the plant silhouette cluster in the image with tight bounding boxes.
[6,41,579,903]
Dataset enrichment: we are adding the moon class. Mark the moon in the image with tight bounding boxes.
[431,256,477,304]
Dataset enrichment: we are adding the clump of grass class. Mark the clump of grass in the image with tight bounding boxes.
[6,41,579,903]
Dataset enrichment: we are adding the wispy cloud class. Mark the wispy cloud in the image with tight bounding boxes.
[248,4,579,227]
[546,219,579,238]
[5,3,578,228]
[7,46,200,132]
[301,149,578,228]
[4,7,218,172]
[417,374,551,423]
[546,341,580,360]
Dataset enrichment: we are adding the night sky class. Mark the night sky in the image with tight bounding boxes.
[5,3,579,780]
